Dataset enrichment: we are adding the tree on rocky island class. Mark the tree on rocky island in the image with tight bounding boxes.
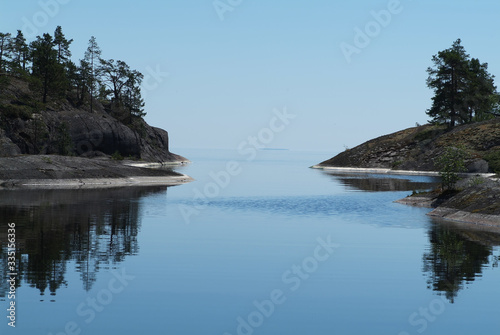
[11,30,29,73]
[0,32,12,73]
[462,58,499,121]
[83,36,101,113]
[98,59,145,123]
[53,26,73,65]
[426,39,499,128]
[435,145,470,190]
[29,33,67,103]
[0,27,147,126]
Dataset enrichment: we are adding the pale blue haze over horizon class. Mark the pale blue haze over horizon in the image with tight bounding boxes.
[2,0,499,156]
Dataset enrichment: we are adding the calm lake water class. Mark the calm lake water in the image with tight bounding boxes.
[1,149,500,335]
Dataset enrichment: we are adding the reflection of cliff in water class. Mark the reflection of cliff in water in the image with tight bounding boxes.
[0,186,169,297]
[324,172,439,192]
[423,220,500,303]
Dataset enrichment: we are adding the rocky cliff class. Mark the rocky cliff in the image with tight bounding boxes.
[0,77,185,163]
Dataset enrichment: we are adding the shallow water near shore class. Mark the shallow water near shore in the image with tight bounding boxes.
[1,149,500,334]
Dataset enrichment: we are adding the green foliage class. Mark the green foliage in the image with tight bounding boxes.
[1,27,147,122]
[0,74,9,92]
[30,33,67,102]
[414,126,446,142]
[0,103,34,120]
[83,36,101,113]
[10,30,29,73]
[484,150,500,173]
[426,39,499,128]
[0,32,12,72]
[56,122,73,155]
[128,118,147,138]
[42,156,53,164]
[53,26,73,64]
[111,150,124,160]
[435,146,470,190]
[30,116,49,154]
[98,58,145,122]
[392,160,403,169]
[0,26,148,162]
[463,58,499,122]
[467,176,486,187]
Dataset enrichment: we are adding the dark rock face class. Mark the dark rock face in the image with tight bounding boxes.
[0,129,21,156]
[437,180,500,215]
[467,159,489,174]
[0,108,181,162]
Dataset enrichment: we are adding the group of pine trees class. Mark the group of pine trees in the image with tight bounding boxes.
[1,31,497,130]
[426,39,499,128]
[0,27,145,123]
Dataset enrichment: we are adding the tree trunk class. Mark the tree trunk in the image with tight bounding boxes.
[43,74,49,103]
[450,66,456,128]
[0,41,4,72]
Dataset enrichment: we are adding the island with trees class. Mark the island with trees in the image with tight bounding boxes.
[314,39,500,225]
[0,27,190,187]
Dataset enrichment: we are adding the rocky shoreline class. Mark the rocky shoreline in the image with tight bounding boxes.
[395,177,500,227]
[0,155,192,189]
[315,118,500,227]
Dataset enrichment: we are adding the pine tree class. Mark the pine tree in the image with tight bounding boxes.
[0,33,12,73]
[462,58,498,122]
[426,39,498,128]
[98,59,145,122]
[11,30,29,73]
[77,59,91,104]
[123,72,145,121]
[99,59,131,102]
[53,26,73,64]
[66,60,83,104]
[30,33,66,103]
[426,39,470,128]
[83,36,101,113]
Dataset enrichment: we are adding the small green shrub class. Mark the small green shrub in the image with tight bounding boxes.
[56,122,73,156]
[111,151,124,161]
[414,126,444,142]
[484,150,500,173]
[435,145,470,190]
[467,176,486,187]
[0,104,34,120]
[392,160,403,169]
[42,156,53,164]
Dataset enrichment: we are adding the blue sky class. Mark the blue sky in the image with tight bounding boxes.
[2,0,499,154]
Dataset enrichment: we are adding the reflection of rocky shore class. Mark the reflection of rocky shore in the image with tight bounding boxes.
[0,186,169,297]
[324,172,439,192]
[423,219,500,303]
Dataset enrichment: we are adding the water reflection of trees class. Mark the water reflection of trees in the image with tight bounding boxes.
[0,187,168,297]
[423,220,500,303]
[324,172,439,192]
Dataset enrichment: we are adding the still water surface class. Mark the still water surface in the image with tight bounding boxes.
[1,149,499,334]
